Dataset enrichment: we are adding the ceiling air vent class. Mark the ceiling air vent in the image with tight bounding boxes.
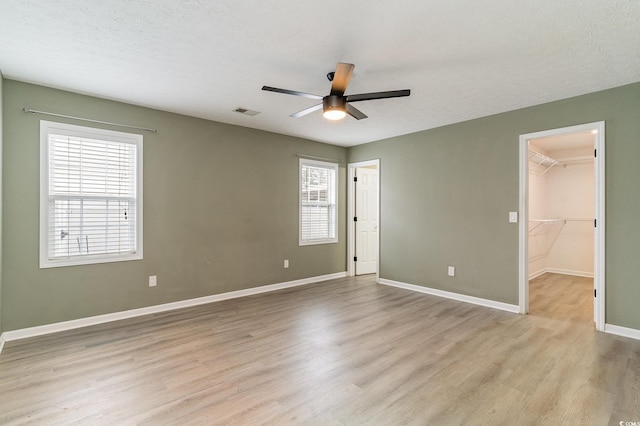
[233,107,260,116]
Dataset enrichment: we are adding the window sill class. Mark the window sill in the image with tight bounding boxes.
[299,239,338,246]
[40,252,143,269]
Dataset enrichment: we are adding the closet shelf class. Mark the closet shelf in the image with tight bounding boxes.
[528,218,593,233]
[555,155,593,164]
[528,150,562,176]
[529,218,565,233]
[529,152,593,176]
[530,218,592,222]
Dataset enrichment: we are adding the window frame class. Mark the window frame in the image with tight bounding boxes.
[39,120,143,268]
[299,158,338,246]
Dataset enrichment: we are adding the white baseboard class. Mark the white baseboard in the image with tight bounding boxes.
[378,278,520,314]
[604,324,640,341]
[0,271,347,351]
[545,268,593,278]
[529,268,594,280]
[528,268,547,280]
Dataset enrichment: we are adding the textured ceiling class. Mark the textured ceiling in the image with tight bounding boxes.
[1,1,639,147]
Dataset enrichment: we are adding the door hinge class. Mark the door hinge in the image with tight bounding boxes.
[354,256,358,262]
[354,216,358,222]
[594,148,597,158]
[354,177,358,182]
[594,289,597,298]
[594,218,597,228]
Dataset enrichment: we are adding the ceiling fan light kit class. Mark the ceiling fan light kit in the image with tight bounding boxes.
[322,96,347,120]
[262,62,410,121]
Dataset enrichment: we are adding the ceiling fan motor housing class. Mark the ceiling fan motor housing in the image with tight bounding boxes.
[323,95,346,113]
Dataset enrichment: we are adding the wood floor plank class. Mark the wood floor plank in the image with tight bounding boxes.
[1,273,639,424]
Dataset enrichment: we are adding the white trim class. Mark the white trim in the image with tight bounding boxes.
[604,324,640,341]
[379,278,520,314]
[0,336,5,354]
[519,121,605,330]
[0,272,346,351]
[594,122,606,330]
[545,268,594,278]
[347,159,380,281]
[528,268,547,280]
[518,134,529,314]
[530,268,594,279]
[347,166,355,276]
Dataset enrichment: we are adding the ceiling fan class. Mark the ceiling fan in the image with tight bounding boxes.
[262,62,410,121]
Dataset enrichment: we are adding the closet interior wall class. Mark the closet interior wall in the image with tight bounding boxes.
[528,141,594,279]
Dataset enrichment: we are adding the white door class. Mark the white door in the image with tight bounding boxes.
[355,167,378,275]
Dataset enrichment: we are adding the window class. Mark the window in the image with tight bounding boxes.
[40,121,143,268]
[299,158,338,245]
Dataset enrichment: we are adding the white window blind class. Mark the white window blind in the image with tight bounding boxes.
[299,158,338,245]
[40,121,143,268]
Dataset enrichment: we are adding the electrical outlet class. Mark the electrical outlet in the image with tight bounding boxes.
[448,266,455,277]
[509,211,518,223]
[149,275,157,287]
[284,259,289,269]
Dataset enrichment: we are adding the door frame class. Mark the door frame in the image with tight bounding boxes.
[518,121,605,330]
[347,159,380,280]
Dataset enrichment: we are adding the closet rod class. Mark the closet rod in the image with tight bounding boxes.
[529,218,593,233]
[295,153,343,164]
[22,107,157,133]
[530,218,593,223]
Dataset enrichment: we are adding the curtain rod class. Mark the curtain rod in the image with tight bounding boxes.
[295,153,343,164]
[22,107,157,133]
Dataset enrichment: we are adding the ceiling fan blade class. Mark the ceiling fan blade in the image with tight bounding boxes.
[346,89,411,103]
[262,86,323,100]
[290,103,323,118]
[330,63,355,96]
[346,103,368,120]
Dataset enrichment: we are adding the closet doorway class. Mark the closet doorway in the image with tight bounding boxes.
[518,122,605,330]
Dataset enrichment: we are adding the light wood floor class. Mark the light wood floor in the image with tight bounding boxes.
[1,274,638,425]
[529,272,594,323]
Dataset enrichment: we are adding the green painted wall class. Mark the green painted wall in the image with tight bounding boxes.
[0,73,4,334]
[3,78,640,334]
[1,80,347,331]
[349,82,640,330]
